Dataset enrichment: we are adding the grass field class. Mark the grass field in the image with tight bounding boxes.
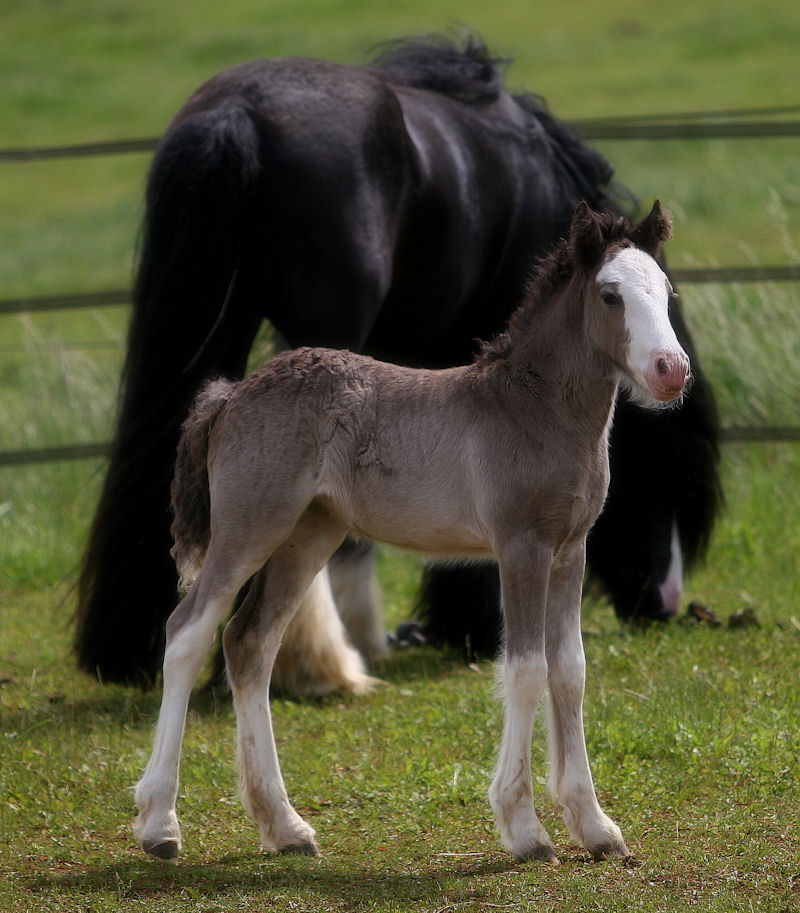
[1,1,800,911]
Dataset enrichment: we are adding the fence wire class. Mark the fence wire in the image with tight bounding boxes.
[2,107,800,161]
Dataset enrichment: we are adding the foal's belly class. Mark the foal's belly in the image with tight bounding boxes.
[318,482,493,559]
[350,515,494,559]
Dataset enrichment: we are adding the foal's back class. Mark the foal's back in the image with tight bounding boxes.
[210,348,495,556]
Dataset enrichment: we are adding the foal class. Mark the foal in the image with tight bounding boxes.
[134,201,689,863]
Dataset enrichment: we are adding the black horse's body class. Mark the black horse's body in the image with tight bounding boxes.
[76,37,720,684]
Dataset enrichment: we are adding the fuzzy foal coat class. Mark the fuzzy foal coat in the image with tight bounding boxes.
[173,287,623,588]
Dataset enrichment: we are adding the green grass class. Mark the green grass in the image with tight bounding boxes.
[2,0,800,910]
[2,537,800,912]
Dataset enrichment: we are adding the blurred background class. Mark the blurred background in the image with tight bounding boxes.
[1,0,799,607]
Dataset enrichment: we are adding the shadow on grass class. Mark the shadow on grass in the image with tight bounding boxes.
[360,643,478,685]
[23,851,524,909]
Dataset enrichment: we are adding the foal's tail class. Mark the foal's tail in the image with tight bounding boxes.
[170,379,238,589]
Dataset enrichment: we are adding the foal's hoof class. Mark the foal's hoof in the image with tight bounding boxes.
[510,830,559,865]
[281,839,320,857]
[515,844,560,866]
[588,838,630,861]
[142,838,180,861]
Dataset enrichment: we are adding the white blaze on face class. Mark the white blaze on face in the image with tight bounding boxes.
[597,246,689,404]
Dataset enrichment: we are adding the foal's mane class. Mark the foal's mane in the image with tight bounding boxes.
[479,209,633,364]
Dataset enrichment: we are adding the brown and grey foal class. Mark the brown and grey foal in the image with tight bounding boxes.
[134,201,688,863]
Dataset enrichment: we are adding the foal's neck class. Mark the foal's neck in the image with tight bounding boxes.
[499,277,620,430]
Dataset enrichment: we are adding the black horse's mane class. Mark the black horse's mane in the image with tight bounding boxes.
[368,34,632,217]
[367,33,507,105]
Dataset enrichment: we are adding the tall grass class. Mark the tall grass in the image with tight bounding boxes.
[0,312,121,586]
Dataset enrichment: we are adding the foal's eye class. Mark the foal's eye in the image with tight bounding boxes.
[601,290,623,309]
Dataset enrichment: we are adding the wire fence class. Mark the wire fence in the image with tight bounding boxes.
[2,108,799,467]
[3,105,800,162]
[3,264,800,319]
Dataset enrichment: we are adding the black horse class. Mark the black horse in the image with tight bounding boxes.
[75,35,720,686]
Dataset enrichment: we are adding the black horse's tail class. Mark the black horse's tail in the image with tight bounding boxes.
[170,379,237,589]
[75,101,264,686]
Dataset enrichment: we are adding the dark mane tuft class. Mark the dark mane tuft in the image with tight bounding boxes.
[367,32,508,105]
[479,208,633,363]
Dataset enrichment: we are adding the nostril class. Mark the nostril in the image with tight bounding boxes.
[657,357,670,376]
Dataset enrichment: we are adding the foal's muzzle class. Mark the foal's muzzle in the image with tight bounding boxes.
[646,350,690,402]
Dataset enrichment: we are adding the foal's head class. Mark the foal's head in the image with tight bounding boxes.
[571,200,690,408]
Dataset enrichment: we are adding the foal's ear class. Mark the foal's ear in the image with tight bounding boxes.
[569,201,606,267]
[629,200,673,257]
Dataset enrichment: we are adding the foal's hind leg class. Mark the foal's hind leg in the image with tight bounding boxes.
[545,544,628,859]
[223,508,347,855]
[134,549,264,858]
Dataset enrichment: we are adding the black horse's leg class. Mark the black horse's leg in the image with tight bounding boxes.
[415,562,503,657]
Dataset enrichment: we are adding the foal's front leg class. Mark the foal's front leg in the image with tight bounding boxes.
[489,538,558,863]
[545,544,628,859]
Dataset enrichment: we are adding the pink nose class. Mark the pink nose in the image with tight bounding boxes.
[648,351,689,402]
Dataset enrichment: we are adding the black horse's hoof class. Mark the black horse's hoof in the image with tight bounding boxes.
[389,622,430,648]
